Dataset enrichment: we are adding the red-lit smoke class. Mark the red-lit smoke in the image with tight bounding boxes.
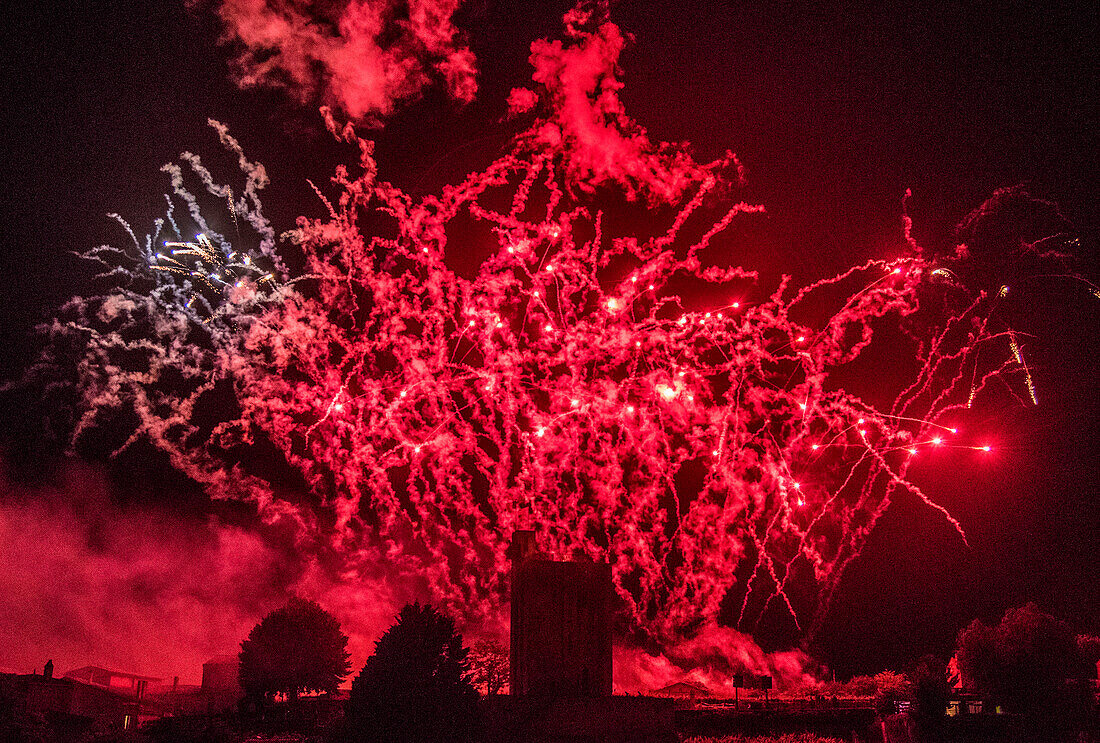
[206,0,477,123]
[21,6,1036,688]
[0,461,423,683]
[0,463,278,681]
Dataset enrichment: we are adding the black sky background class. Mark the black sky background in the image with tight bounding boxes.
[0,0,1097,679]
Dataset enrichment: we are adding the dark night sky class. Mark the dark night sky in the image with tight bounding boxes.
[0,0,1097,680]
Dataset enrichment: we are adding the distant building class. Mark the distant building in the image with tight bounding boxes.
[201,655,239,693]
[652,681,712,699]
[62,665,162,727]
[64,665,160,702]
[201,655,243,711]
[144,675,202,717]
[508,530,612,697]
[0,669,136,733]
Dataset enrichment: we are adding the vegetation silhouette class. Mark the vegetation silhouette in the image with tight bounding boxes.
[238,597,351,704]
[907,654,949,742]
[956,602,1094,736]
[338,602,482,743]
[468,639,509,696]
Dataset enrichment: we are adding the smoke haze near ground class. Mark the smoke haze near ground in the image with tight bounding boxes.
[0,460,417,685]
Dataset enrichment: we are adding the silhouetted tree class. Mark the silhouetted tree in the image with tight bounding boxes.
[238,597,351,703]
[468,639,509,695]
[340,602,481,743]
[956,603,1088,714]
[908,655,949,739]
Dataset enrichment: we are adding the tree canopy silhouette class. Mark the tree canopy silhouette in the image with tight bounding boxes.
[341,602,481,743]
[956,603,1090,715]
[238,597,351,702]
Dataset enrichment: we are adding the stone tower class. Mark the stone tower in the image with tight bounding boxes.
[508,530,612,696]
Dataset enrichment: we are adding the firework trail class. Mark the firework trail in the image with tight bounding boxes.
[19,6,1074,681]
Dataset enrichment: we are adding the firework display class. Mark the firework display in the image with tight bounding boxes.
[23,12,1065,665]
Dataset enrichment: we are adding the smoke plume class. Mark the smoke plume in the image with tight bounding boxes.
[207,0,477,123]
[512,5,720,202]
[614,625,817,695]
[0,460,410,684]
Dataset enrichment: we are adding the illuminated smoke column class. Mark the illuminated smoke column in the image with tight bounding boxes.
[27,7,1036,674]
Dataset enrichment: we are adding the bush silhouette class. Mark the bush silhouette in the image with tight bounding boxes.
[339,602,481,743]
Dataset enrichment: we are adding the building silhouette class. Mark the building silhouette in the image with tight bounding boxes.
[200,655,243,711]
[508,530,612,697]
[0,663,157,735]
[490,539,675,741]
[653,681,712,700]
[64,665,160,702]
